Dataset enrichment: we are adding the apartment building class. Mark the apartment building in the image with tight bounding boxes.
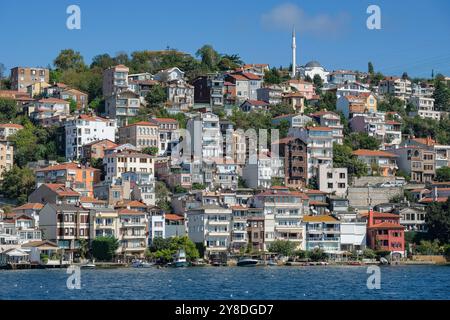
[192,74,225,107]
[318,164,348,197]
[118,209,147,258]
[252,187,309,251]
[391,145,435,183]
[336,93,377,118]
[27,98,70,124]
[148,118,179,156]
[0,141,14,180]
[104,149,155,182]
[256,86,283,105]
[335,81,371,98]
[90,208,119,238]
[282,79,315,100]
[303,215,341,254]
[165,80,194,113]
[82,139,118,160]
[310,111,344,144]
[409,96,440,120]
[350,113,402,147]
[224,72,263,103]
[187,205,232,259]
[65,115,117,160]
[187,112,221,161]
[118,121,159,151]
[0,123,24,140]
[276,136,308,188]
[10,67,49,92]
[352,149,398,176]
[39,203,90,262]
[379,76,412,100]
[35,162,101,197]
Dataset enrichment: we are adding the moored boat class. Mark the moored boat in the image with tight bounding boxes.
[237,257,258,267]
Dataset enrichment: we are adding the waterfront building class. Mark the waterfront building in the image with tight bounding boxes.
[303,215,341,254]
[118,209,147,259]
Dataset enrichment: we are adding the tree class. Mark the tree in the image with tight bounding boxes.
[264,67,282,85]
[155,181,171,212]
[425,198,450,244]
[433,78,450,112]
[275,119,290,139]
[142,146,158,156]
[90,53,115,70]
[0,166,35,204]
[307,248,327,261]
[145,84,167,109]
[148,236,199,262]
[54,49,86,72]
[196,45,220,71]
[192,183,206,190]
[218,54,243,71]
[91,236,119,261]
[368,62,374,75]
[333,143,368,179]
[68,98,77,113]
[344,132,380,150]
[313,74,323,95]
[173,185,188,194]
[0,98,20,122]
[268,240,297,257]
[436,166,450,182]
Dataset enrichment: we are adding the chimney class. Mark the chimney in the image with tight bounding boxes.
[367,208,374,228]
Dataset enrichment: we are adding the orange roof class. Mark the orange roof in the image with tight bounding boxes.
[149,118,178,124]
[36,162,100,172]
[0,123,24,129]
[165,213,184,221]
[352,149,397,158]
[122,121,158,128]
[37,98,69,104]
[307,126,333,131]
[77,114,110,122]
[368,221,404,229]
[12,203,44,211]
[361,211,399,219]
[411,137,436,146]
[419,197,448,203]
[127,200,147,208]
[44,184,80,196]
[303,215,339,222]
[80,196,107,204]
[118,209,144,216]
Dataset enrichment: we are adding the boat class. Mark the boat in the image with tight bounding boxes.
[131,260,155,268]
[237,257,258,267]
[80,262,96,269]
[266,260,278,266]
[380,257,389,265]
[170,249,189,268]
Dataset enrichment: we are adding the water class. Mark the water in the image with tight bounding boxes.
[1,265,449,300]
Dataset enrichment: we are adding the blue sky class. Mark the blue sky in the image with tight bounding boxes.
[1,0,449,78]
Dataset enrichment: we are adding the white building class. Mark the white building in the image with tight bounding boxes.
[186,112,221,161]
[65,115,117,160]
[318,164,348,197]
[409,96,441,120]
[104,149,155,182]
[379,77,412,101]
[335,82,371,98]
[339,220,367,252]
[187,205,232,258]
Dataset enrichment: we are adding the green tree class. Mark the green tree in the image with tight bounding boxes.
[142,146,158,156]
[268,240,297,257]
[90,53,115,70]
[155,181,171,212]
[68,98,77,113]
[192,183,206,190]
[433,78,450,112]
[173,185,188,194]
[307,248,327,261]
[275,119,290,139]
[145,84,167,109]
[425,198,450,244]
[0,166,35,204]
[313,74,323,95]
[264,67,282,85]
[368,62,374,75]
[0,98,20,122]
[333,143,368,179]
[196,45,221,71]
[344,132,380,150]
[436,166,450,182]
[54,49,86,72]
[91,236,119,261]
[218,54,243,71]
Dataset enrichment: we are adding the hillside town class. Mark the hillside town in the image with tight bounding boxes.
[1,31,450,268]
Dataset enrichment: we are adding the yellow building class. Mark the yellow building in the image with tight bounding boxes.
[27,81,50,98]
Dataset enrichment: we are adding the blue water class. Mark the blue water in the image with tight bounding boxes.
[1,265,449,300]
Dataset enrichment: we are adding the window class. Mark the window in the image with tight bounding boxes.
[328,183,333,189]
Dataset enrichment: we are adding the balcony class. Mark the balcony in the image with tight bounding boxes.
[122,233,146,239]
[208,220,229,226]
[207,231,229,236]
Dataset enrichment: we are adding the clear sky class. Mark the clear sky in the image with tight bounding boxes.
[1,0,449,78]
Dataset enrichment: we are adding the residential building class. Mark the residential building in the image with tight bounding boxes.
[352,149,398,176]
[118,121,159,151]
[394,205,427,232]
[335,81,371,98]
[12,203,44,226]
[224,72,263,103]
[148,117,180,156]
[10,67,49,92]
[337,93,377,118]
[252,187,309,251]
[409,96,440,120]
[276,136,308,188]
[281,92,305,112]
[411,82,434,98]
[0,123,24,140]
[391,144,435,183]
[327,70,357,84]
[289,126,334,180]
[379,76,412,100]
[282,79,315,100]
[0,141,14,180]
[65,114,117,160]
[153,67,185,82]
[242,153,279,189]
[82,139,118,160]
[240,64,269,76]
[27,98,70,124]
[44,84,89,111]
[271,114,312,128]
[104,149,155,182]
[35,162,101,197]
[350,113,402,147]
[256,86,283,105]
[318,164,348,197]
[187,112,221,161]
[90,208,119,238]
[103,64,130,97]
[105,90,141,127]
[122,171,156,206]
[303,215,341,254]
[246,209,265,252]
[240,99,270,112]
[28,183,81,205]
[118,209,147,259]
[39,203,90,262]
[165,80,194,113]
[310,111,344,144]
[365,210,405,258]
[192,74,225,107]
[187,205,232,259]
[164,213,186,238]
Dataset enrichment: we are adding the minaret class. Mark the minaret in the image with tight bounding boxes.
[291,26,296,78]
